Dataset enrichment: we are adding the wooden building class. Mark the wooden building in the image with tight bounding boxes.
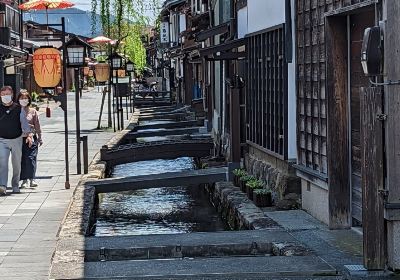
[0,1,25,93]
[156,0,400,270]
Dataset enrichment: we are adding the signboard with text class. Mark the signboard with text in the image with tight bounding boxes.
[160,21,170,45]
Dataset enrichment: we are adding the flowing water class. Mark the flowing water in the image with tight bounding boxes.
[94,157,227,236]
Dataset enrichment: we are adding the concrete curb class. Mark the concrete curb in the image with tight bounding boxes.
[53,111,140,263]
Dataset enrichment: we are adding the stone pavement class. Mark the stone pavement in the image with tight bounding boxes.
[0,87,125,280]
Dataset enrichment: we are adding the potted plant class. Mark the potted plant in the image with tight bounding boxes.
[232,169,246,187]
[253,188,273,207]
[240,175,255,193]
[246,179,263,200]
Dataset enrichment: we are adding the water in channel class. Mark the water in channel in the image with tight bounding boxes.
[94,157,228,236]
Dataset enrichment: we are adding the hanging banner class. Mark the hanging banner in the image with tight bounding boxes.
[160,21,170,44]
[33,47,62,88]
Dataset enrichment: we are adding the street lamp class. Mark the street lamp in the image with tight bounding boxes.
[66,36,92,174]
[125,60,134,115]
[109,52,124,130]
[125,60,134,73]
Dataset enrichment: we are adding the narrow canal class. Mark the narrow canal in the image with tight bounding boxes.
[94,157,228,236]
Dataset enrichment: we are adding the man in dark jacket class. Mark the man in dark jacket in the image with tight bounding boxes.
[0,86,33,195]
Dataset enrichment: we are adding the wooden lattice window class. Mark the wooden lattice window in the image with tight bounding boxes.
[246,25,288,159]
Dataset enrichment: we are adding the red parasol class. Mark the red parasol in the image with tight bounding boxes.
[19,0,74,26]
[87,36,113,44]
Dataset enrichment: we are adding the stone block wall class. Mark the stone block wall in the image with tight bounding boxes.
[244,146,301,209]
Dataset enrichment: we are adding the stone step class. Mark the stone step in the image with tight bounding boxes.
[55,230,308,262]
[50,255,338,279]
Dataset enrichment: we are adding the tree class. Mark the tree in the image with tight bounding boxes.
[91,0,159,72]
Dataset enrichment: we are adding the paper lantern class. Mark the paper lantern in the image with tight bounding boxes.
[94,63,109,82]
[113,69,126,77]
[83,66,90,76]
[33,47,62,88]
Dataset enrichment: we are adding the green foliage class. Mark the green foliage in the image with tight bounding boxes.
[246,179,264,190]
[233,168,247,177]
[91,0,156,73]
[241,175,256,182]
[30,91,39,102]
[253,188,272,195]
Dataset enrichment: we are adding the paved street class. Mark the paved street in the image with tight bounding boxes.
[0,88,122,279]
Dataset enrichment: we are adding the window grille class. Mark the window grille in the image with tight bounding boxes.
[246,25,288,159]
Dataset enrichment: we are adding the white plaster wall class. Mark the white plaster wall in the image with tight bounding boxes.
[237,6,248,39]
[247,0,285,33]
[179,14,186,33]
[301,179,329,225]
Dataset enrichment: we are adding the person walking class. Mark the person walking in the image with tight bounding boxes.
[18,90,43,188]
[0,86,33,195]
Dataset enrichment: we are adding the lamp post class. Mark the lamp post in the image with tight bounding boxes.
[110,53,123,130]
[66,36,91,174]
[125,60,134,116]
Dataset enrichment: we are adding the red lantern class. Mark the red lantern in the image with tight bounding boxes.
[33,47,62,88]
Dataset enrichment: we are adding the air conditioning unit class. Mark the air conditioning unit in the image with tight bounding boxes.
[0,27,11,46]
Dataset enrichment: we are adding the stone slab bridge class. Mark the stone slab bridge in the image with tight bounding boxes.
[100,138,215,166]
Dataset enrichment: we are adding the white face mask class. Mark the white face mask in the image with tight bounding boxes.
[19,99,29,107]
[1,95,12,104]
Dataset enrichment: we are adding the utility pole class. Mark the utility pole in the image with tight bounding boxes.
[384,0,400,271]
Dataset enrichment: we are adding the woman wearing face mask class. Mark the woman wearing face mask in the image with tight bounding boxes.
[18,90,42,189]
[0,86,33,195]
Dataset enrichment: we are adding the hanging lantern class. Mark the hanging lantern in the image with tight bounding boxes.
[33,47,62,88]
[83,66,90,76]
[94,63,109,82]
[113,69,126,77]
[88,69,94,77]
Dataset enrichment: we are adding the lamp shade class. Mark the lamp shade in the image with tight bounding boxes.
[126,60,134,72]
[65,36,92,67]
[67,45,85,67]
[33,47,62,88]
[109,53,123,69]
[94,63,109,82]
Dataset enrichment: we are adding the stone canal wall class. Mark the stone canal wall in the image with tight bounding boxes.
[206,182,281,231]
[58,112,140,239]
[244,146,301,209]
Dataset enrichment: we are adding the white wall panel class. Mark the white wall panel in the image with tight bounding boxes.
[247,0,285,34]
[237,7,248,38]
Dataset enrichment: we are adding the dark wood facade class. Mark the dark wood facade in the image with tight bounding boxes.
[246,25,288,160]
[296,0,378,228]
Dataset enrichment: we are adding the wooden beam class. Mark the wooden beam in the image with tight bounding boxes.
[195,23,229,42]
[89,167,227,193]
[229,83,241,164]
[200,39,245,57]
[385,0,400,270]
[126,127,202,140]
[138,113,186,121]
[326,16,351,229]
[361,87,385,270]
[206,52,246,61]
[101,139,214,166]
[132,120,203,132]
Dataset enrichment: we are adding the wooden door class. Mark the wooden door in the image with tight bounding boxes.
[349,10,375,225]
